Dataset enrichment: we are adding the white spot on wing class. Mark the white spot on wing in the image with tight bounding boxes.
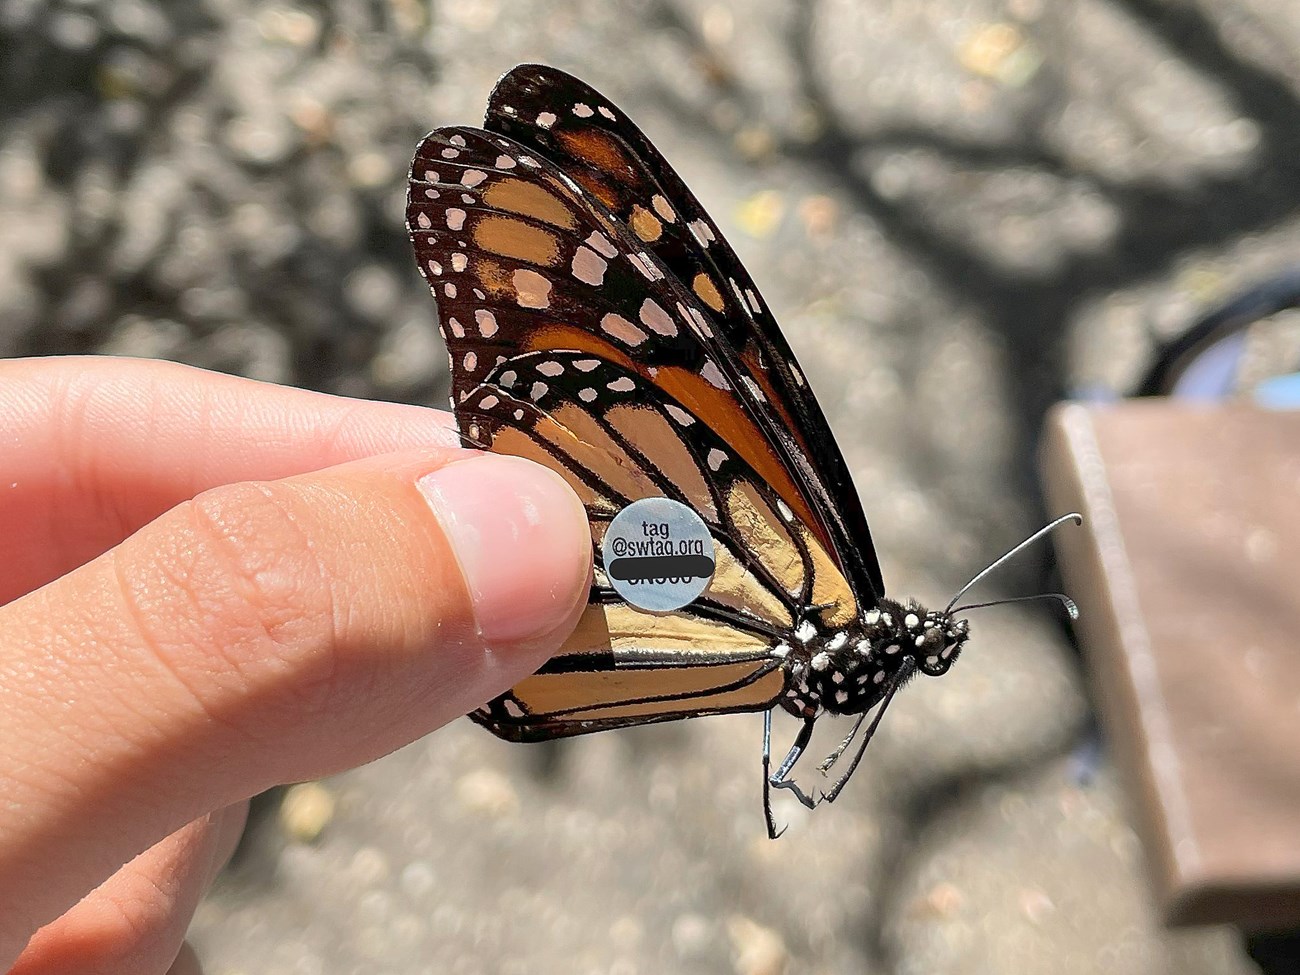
[573,103,594,118]
[495,155,517,169]
[461,170,487,187]
[607,377,636,393]
[536,361,565,377]
[446,209,466,231]
[571,246,607,286]
[639,299,676,336]
[475,309,498,337]
[664,404,694,426]
[811,651,830,671]
[700,361,730,390]
[579,387,597,403]
[451,253,468,272]
[586,231,618,258]
[707,448,726,472]
[796,620,816,643]
[536,112,558,129]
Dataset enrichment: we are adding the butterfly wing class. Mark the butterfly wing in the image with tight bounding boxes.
[483,64,885,603]
[407,79,872,739]
[458,352,830,739]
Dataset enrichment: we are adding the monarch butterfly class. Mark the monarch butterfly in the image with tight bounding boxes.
[407,64,1078,837]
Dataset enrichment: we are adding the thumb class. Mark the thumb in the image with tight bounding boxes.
[0,448,590,951]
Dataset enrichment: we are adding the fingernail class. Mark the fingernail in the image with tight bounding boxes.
[418,454,590,644]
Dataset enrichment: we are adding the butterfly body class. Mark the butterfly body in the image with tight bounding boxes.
[779,600,969,720]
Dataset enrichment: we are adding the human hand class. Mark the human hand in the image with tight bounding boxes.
[0,357,591,974]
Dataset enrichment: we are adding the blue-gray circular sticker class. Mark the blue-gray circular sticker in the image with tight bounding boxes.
[602,497,716,612]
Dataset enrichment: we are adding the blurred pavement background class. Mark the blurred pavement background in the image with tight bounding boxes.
[4,1,1299,972]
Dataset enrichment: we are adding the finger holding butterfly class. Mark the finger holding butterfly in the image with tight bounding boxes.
[0,359,594,972]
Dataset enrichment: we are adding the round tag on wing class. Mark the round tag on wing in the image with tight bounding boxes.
[602,497,716,612]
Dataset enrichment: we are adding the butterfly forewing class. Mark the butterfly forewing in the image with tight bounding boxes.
[482,63,884,604]
[409,126,844,600]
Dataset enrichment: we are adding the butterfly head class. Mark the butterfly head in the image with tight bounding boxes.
[912,611,970,677]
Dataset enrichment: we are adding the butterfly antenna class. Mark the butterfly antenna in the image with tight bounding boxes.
[944,513,1082,615]
[951,592,1080,620]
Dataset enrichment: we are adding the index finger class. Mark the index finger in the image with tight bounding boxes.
[0,356,458,602]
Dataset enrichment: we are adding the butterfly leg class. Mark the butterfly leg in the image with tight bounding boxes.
[764,717,816,832]
[817,710,872,774]
[821,658,915,804]
[762,709,784,839]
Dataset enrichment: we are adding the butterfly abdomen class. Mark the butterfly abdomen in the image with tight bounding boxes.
[777,598,969,718]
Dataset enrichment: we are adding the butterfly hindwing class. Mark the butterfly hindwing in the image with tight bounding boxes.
[456,351,863,738]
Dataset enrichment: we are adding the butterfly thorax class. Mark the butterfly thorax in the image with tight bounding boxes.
[777,598,970,718]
